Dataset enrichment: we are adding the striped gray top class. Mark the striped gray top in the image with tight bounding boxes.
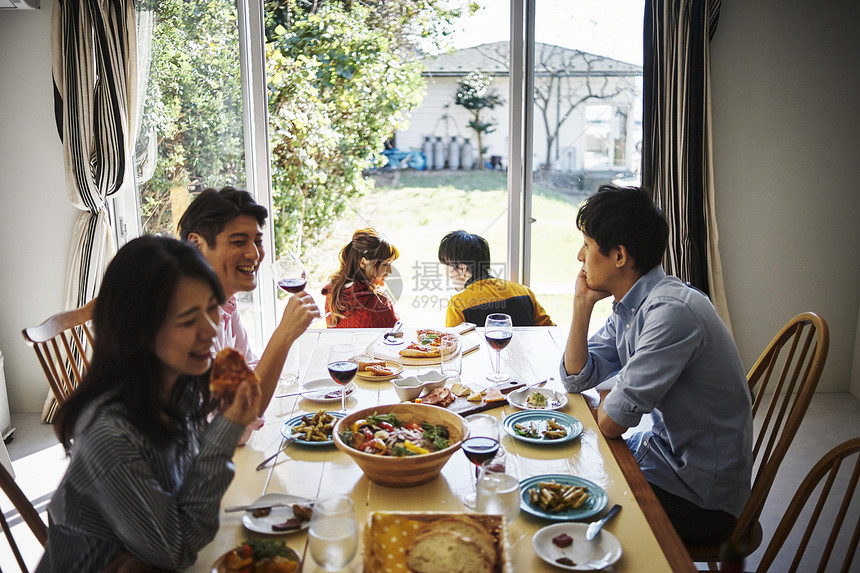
[36,401,244,571]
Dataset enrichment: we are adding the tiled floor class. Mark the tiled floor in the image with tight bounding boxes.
[3,392,859,571]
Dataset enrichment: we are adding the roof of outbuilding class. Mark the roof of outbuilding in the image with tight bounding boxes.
[421,41,642,77]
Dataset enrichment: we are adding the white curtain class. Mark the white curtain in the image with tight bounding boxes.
[46,0,139,421]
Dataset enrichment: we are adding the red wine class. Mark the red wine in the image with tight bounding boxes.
[485,330,513,351]
[461,437,500,466]
[278,278,307,293]
[328,360,358,385]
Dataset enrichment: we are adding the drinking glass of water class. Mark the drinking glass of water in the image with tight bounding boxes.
[476,457,521,523]
[308,495,359,571]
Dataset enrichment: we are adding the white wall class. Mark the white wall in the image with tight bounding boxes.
[0,1,76,413]
[711,1,860,394]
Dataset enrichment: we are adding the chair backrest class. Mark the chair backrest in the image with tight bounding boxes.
[755,437,860,573]
[0,462,47,572]
[733,312,829,539]
[21,298,96,406]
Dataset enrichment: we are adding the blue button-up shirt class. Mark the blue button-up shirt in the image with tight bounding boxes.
[560,266,753,517]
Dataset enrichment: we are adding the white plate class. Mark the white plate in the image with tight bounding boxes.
[532,522,622,571]
[301,378,357,402]
[241,493,312,535]
[507,387,568,411]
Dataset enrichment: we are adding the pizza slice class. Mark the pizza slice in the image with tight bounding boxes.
[399,343,441,359]
[399,330,459,359]
[210,347,259,400]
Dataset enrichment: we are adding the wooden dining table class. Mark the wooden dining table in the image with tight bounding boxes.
[191,326,695,572]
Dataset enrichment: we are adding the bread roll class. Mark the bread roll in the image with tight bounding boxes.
[405,531,493,573]
[418,515,497,562]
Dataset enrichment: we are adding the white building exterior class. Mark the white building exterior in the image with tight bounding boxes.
[393,42,643,174]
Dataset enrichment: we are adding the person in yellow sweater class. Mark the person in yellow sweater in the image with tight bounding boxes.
[438,230,554,327]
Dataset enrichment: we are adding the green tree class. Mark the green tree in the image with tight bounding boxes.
[264,0,473,256]
[135,0,246,235]
[454,71,503,170]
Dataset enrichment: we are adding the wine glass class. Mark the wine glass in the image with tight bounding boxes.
[271,252,307,294]
[484,313,513,383]
[327,344,357,412]
[308,495,359,571]
[271,253,307,390]
[461,413,501,508]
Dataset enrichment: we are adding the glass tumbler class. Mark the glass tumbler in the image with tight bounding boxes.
[308,495,359,571]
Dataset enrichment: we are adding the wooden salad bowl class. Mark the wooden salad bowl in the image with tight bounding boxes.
[333,403,468,488]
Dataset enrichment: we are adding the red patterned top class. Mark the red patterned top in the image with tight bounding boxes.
[322,281,399,328]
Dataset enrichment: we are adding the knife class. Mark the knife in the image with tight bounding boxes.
[224,497,315,513]
[585,503,621,540]
[255,437,295,471]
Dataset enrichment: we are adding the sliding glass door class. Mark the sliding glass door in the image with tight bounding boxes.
[124,0,643,338]
[525,0,644,330]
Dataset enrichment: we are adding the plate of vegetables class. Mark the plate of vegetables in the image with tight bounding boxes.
[507,387,568,411]
[520,474,608,522]
[212,538,301,572]
[280,410,344,446]
[502,410,583,444]
[338,411,451,456]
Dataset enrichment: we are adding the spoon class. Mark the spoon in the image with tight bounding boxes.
[586,503,621,540]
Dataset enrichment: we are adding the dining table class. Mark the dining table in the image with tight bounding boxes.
[192,326,696,572]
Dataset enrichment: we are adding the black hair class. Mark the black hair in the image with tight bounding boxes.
[54,236,226,451]
[576,185,668,273]
[438,230,492,284]
[177,186,268,247]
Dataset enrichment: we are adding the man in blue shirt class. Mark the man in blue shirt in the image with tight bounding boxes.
[559,185,753,543]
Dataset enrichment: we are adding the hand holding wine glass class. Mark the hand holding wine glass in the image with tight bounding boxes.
[328,344,358,412]
[485,313,513,383]
[461,413,501,509]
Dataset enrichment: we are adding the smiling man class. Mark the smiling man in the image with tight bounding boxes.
[178,187,320,425]
[559,185,753,544]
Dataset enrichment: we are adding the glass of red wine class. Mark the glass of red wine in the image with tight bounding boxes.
[484,313,513,384]
[272,252,307,294]
[461,413,501,508]
[327,344,358,412]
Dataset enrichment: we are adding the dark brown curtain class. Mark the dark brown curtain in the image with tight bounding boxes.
[642,0,732,327]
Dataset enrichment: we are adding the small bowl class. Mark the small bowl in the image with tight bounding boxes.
[333,403,468,487]
[417,371,448,394]
[391,376,423,401]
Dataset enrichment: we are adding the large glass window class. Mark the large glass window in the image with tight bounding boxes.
[528,0,644,331]
[132,0,258,345]
[126,0,643,337]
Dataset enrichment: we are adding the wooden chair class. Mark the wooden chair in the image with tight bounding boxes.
[0,462,47,571]
[21,299,96,411]
[754,437,860,572]
[688,312,830,568]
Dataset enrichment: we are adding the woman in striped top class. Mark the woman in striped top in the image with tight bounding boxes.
[37,236,261,572]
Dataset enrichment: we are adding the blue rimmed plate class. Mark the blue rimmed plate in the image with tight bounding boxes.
[502,410,583,444]
[520,474,608,521]
[280,411,345,446]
